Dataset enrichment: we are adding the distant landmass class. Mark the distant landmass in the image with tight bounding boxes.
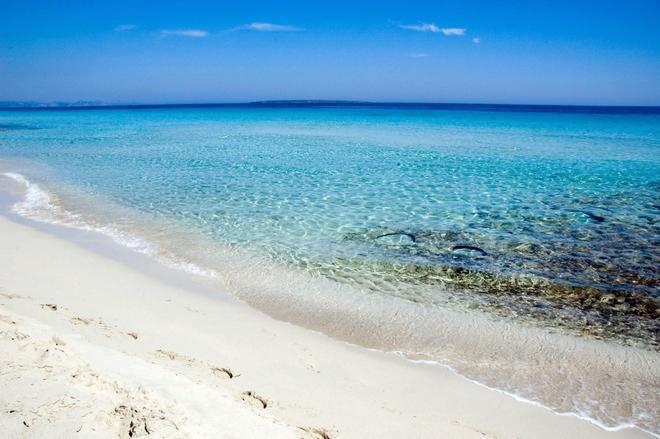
[250,100,374,105]
[0,100,658,114]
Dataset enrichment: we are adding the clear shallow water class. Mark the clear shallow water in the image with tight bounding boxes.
[0,104,659,434]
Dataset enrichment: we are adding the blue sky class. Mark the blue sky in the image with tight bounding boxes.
[1,0,659,105]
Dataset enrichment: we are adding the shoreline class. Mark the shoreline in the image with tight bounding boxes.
[1,169,658,435]
[0,187,656,437]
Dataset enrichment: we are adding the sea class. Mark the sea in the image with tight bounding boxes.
[1,102,658,435]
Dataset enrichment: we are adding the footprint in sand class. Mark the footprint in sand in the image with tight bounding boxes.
[154,349,196,368]
[0,314,17,325]
[70,316,92,325]
[114,405,151,437]
[0,292,25,300]
[155,349,179,360]
[299,426,333,439]
[240,391,268,409]
[211,367,238,379]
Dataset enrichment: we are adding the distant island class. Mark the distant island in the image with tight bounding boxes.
[250,99,374,105]
[1,100,658,114]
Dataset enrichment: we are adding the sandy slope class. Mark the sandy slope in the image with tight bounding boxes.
[0,214,653,439]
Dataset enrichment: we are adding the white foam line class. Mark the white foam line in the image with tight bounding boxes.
[3,172,56,216]
[2,172,218,280]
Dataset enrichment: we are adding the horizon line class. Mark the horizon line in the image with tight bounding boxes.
[1,100,659,113]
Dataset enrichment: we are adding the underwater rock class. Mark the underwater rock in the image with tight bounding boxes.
[451,245,488,256]
[373,232,417,245]
[599,293,617,305]
[581,211,605,223]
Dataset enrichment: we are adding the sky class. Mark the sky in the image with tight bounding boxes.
[1,0,659,106]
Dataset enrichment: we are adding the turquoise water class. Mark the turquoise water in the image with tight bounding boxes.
[1,105,659,434]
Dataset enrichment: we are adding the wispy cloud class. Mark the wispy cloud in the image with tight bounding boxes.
[160,29,209,38]
[115,24,137,32]
[441,28,466,36]
[399,23,466,36]
[472,37,481,44]
[237,22,302,32]
[399,23,440,33]
[408,53,430,58]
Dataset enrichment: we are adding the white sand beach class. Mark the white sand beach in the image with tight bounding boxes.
[0,214,654,439]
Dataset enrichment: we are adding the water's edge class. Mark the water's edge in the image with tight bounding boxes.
[1,171,657,437]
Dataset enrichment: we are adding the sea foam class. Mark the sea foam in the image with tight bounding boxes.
[2,172,217,279]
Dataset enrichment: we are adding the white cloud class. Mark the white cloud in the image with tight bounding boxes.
[399,23,440,33]
[160,29,209,38]
[399,23,466,36]
[408,53,430,58]
[473,37,481,44]
[238,22,302,32]
[115,24,137,32]
[440,28,466,36]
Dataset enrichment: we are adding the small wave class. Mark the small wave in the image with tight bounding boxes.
[2,172,217,280]
[3,172,58,219]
